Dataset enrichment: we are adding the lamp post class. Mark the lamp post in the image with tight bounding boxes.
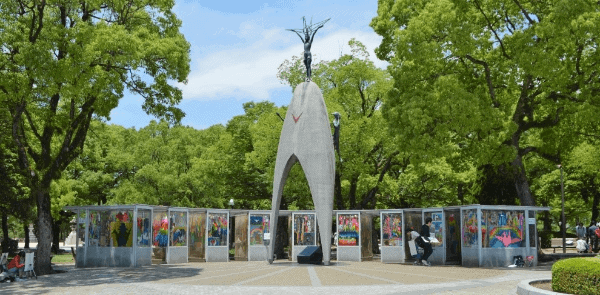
[558,164,566,254]
[228,199,234,210]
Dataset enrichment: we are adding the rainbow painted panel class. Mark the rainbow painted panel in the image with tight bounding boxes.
[338,214,360,246]
[482,210,525,248]
[249,214,270,246]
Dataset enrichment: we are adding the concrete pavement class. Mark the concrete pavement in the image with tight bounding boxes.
[0,260,552,295]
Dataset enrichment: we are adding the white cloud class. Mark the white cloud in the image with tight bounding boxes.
[180,28,385,101]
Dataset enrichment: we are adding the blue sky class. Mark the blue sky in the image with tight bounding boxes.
[108,0,384,130]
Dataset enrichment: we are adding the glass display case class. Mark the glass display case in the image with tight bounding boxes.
[336,211,361,262]
[66,205,153,267]
[380,211,403,263]
[291,212,316,262]
[189,209,206,261]
[206,211,229,262]
[152,207,168,262]
[248,212,270,261]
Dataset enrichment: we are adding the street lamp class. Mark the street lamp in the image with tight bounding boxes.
[558,164,566,253]
[228,199,234,210]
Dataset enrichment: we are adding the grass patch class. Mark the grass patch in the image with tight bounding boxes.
[51,253,74,264]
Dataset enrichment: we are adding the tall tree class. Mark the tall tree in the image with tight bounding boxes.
[371,0,600,206]
[0,0,190,274]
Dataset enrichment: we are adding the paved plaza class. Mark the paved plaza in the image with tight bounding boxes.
[1,260,552,295]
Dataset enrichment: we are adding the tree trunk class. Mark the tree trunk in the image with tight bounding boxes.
[511,153,535,206]
[35,184,54,275]
[349,176,358,209]
[52,219,61,253]
[1,213,8,253]
[592,188,600,223]
[335,171,344,210]
[24,223,30,249]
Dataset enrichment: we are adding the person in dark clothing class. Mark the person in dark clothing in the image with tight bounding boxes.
[417,217,434,266]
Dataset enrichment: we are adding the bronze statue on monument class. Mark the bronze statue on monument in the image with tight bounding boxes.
[287,17,330,81]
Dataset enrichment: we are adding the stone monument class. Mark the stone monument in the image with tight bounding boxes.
[269,17,335,265]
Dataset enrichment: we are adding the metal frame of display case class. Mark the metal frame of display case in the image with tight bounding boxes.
[379,210,404,263]
[167,207,189,264]
[188,208,207,262]
[65,205,153,268]
[205,210,230,262]
[232,210,249,261]
[422,208,445,265]
[248,211,271,261]
[443,206,462,265]
[459,205,548,267]
[291,211,317,262]
[336,211,361,262]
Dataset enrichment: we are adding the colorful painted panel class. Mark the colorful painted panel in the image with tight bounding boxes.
[208,213,228,246]
[109,210,133,247]
[338,213,360,246]
[152,211,168,248]
[294,214,316,246]
[381,213,402,247]
[137,209,151,247]
[88,210,101,247]
[429,212,444,248]
[189,212,206,259]
[462,209,478,248]
[249,214,270,246]
[482,210,525,248]
[169,211,187,246]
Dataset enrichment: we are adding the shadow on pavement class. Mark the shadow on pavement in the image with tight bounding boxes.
[1,263,203,294]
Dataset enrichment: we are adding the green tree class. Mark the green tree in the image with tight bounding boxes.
[371,0,600,206]
[0,109,31,252]
[0,0,190,274]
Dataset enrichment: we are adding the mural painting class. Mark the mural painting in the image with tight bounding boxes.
[88,210,101,247]
[483,210,525,248]
[338,214,359,246]
[249,214,270,246]
[381,213,402,247]
[462,209,478,248]
[110,210,133,247]
[208,213,228,246]
[152,212,169,248]
[294,214,316,246]
[137,209,151,247]
[170,211,187,247]
[429,212,444,247]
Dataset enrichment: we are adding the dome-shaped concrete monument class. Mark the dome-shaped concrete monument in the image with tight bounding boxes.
[268,17,334,265]
[268,81,335,265]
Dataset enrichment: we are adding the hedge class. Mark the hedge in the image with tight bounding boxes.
[551,257,600,295]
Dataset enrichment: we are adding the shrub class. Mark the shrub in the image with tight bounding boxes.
[552,257,600,295]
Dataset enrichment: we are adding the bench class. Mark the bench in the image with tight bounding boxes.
[550,245,575,253]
